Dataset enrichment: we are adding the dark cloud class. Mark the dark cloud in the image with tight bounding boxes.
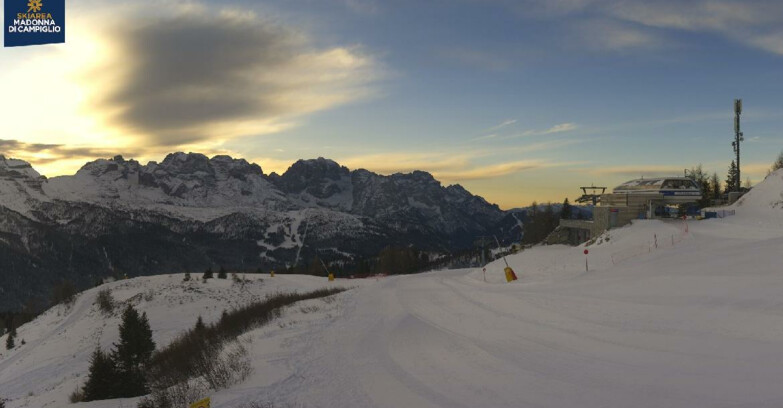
[0,139,137,163]
[97,11,377,146]
[0,139,60,151]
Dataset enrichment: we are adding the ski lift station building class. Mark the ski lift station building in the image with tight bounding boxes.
[556,177,702,244]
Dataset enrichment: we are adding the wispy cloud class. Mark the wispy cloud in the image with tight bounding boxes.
[337,153,471,175]
[487,119,518,131]
[606,0,783,55]
[337,152,555,181]
[435,160,549,181]
[476,122,578,142]
[493,0,783,56]
[510,138,584,153]
[575,19,665,52]
[540,123,578,134]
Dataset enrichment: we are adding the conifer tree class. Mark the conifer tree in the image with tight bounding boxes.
[111,305,155,397]
[217,266,227,279]
[710,172,721,200]
[202,267,213,280]
[560,198,572,219]
[194,315,206,333]
[5,325,15,350]
[687,164,711,208]
[82,348,118,401]
[726,160,739,192]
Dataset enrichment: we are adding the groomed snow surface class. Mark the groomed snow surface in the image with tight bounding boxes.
[3,171,783,408]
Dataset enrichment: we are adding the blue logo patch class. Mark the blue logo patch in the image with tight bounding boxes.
[4,0,65,47]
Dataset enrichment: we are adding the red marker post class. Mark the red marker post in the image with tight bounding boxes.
[583,248,589,272]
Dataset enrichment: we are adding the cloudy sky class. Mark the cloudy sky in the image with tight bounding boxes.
[1,0,782,208]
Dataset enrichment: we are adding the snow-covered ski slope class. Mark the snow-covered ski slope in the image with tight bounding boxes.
[3,170,783,408]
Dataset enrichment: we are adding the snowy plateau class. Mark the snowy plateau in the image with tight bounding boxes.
[0,153,513,310]
[2,170,783,407]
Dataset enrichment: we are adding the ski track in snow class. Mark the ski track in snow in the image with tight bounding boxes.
[4,170,783,407]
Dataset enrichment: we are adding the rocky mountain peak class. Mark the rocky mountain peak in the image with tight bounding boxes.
[287,157,348,178]
[0,155,43,180]
[273,157,350,196]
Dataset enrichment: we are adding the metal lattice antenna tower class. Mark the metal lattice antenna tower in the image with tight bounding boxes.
[732,99,744,192]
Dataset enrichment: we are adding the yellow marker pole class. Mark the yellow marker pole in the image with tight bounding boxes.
[270,270,275,277]
[328,272,335,281]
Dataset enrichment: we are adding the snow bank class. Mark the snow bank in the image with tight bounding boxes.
[0,274,365,408]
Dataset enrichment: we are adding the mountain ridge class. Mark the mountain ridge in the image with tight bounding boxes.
[0,152,510,310]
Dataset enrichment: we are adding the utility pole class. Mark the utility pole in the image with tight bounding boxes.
[732,99,744,192]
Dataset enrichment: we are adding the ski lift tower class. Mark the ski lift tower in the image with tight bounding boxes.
[732,99,744,192]
[576,184,606,206]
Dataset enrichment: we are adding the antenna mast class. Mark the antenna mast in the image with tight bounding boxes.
[732,99,744,192]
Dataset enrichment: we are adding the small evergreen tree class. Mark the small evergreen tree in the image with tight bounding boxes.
[560,198,572,219]
[5,325,15,350]
[710,172,721,200]
[217,266,227,279]
[82,348,118,401]
[687,164,710,208]
[183,271,191,282]
[726,160,739,192]
[194,315,206,333]
[202,267,213,280]
[543,202,556,232]
[111,305,155,397]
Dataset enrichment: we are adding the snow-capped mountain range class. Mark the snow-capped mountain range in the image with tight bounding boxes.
[0,153,509,309]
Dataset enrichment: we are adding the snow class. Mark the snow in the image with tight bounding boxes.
[0,274,366,408]
[0,156,49,218]
[3,171,783,407]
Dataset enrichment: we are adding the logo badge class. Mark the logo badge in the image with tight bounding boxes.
[4,0,65,47]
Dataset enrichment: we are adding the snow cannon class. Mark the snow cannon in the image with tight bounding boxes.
[328,272,335,282]
[504,266,518,282]
[493,235,517,282]
[270,270,275,277]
